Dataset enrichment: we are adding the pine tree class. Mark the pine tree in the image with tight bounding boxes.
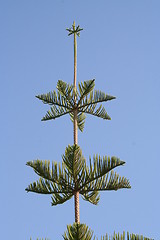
[26,22,152,240]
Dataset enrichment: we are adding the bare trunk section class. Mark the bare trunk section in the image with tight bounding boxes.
[74,109,78,145]
[74,190,80,223]
[73,21,80,224]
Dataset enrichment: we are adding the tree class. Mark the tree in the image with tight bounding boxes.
[26,22,152,240]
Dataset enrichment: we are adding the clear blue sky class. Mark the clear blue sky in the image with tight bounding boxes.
[1,1,160,239]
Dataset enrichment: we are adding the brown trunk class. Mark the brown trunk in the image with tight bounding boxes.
[73,21,80,223]
[74,191,80,223]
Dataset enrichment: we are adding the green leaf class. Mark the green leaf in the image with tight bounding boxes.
[36,90,72,109]
[30,238,49,240]
[63,224,153,240]
[26,176,74,206]
[79,104,111,120]
[25,177,73,195]
[82,191,100,205]
[77,88,116,121]
[51,192,73,206]
[66,22,83,37]
[77,80,95,105]
[26,160,60,183]
[101,231,153,240]
[41,105,72,121]
[79,155,126,188]
[57,80,74,105]
[26,160,74,192]
[69,111,86,132]
[63,145,85,180]
[63,223,93,240]
[84,170,131,192]
[80,89,116,108]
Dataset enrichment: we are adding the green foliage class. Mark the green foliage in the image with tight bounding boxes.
[29,228,153,240]
[36,79,115,132]
[66,21,83,37]
[63,224,153,240]
[63,223,93,240]
[26,145,130,206]
[101,231,153,240]
[30,238,49,240]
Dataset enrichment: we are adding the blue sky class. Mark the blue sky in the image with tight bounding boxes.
[1,1,160,239]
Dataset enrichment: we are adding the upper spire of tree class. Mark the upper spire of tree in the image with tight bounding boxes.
[66,21,83,37]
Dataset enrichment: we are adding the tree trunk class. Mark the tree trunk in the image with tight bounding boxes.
[73,21,80,224]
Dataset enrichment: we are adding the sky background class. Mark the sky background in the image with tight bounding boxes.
[1,1,160,239]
